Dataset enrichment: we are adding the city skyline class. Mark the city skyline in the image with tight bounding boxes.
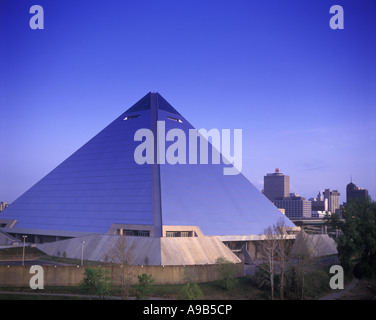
[1,1,375,204]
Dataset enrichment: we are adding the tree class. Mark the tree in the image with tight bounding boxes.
[289,230,311,300]
[255,219,298,300]
[257,225,279,299]
[178,282,204,300]
[215,256,239,291]
[104,236,135,299]
[274,218,293,300]
[289,229,329,299]
[326,198,376,278]
[134,273,154,300]
[80,267,112,299]
[254,262,273,291]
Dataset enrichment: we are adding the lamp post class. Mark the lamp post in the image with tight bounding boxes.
[81,241,85,266]
[22,235,27,266]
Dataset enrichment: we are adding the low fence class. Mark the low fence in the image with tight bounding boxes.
[0,263,244,287]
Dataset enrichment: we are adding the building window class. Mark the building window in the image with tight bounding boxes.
[166,231,192,237]
[138,230,150,237]
[167,116,182,123]
[166,231,177,237]
[124,115,141,120]
[121,229,150,237]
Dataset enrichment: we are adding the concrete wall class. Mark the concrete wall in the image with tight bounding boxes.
[0,263,244,287]
[37,234,241,266]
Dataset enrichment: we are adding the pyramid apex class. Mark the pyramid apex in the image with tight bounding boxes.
[125,92,180,116]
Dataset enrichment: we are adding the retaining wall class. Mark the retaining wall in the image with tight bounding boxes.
[0,263,244,287]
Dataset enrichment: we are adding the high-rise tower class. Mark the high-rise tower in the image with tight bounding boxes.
[346,181,369,203]
[324,189,340,213]
[263,168,290,201]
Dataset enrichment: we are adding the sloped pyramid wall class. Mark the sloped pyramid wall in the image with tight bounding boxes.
[158,108,295,236]
[1,103,154,234]
[1,92,295,238]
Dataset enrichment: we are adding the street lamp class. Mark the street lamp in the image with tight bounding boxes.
[81,241,85,266]
[22,235,27,266]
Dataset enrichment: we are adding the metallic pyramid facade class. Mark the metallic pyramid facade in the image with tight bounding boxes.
[0,92,294,239]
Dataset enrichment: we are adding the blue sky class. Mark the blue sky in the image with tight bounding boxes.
[0,0,375,204]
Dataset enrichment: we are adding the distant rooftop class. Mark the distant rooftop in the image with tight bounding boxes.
[266,168,286,176]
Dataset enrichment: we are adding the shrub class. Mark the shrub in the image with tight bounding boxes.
[79,267,112,299]
[178,282,204,300]
[215,257,239,291]
[303,269,331,299]
[134,273,154,300]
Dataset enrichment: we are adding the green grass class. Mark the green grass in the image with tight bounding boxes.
[0,246,43,258]
[39,254,110,266]
[0,277,266,300]
[0,246,110,266]
[303,269,331,299]
[148,277,269,300]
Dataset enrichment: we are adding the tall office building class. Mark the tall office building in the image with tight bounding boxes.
[346,181,369,203]
[263,168,290,201]
[309,192,329,219]
[309,192,328,211]
[263,170,310,219]
[273,193,312,219]
[323,189,340,213]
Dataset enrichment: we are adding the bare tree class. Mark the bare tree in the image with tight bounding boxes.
[105,236,135,300]
[274,218,293,300]
[258,225,279,300]
[290,229,310,299]
[255,219,294,300]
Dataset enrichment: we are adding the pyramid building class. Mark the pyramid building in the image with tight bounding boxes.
[0,92,296,264]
